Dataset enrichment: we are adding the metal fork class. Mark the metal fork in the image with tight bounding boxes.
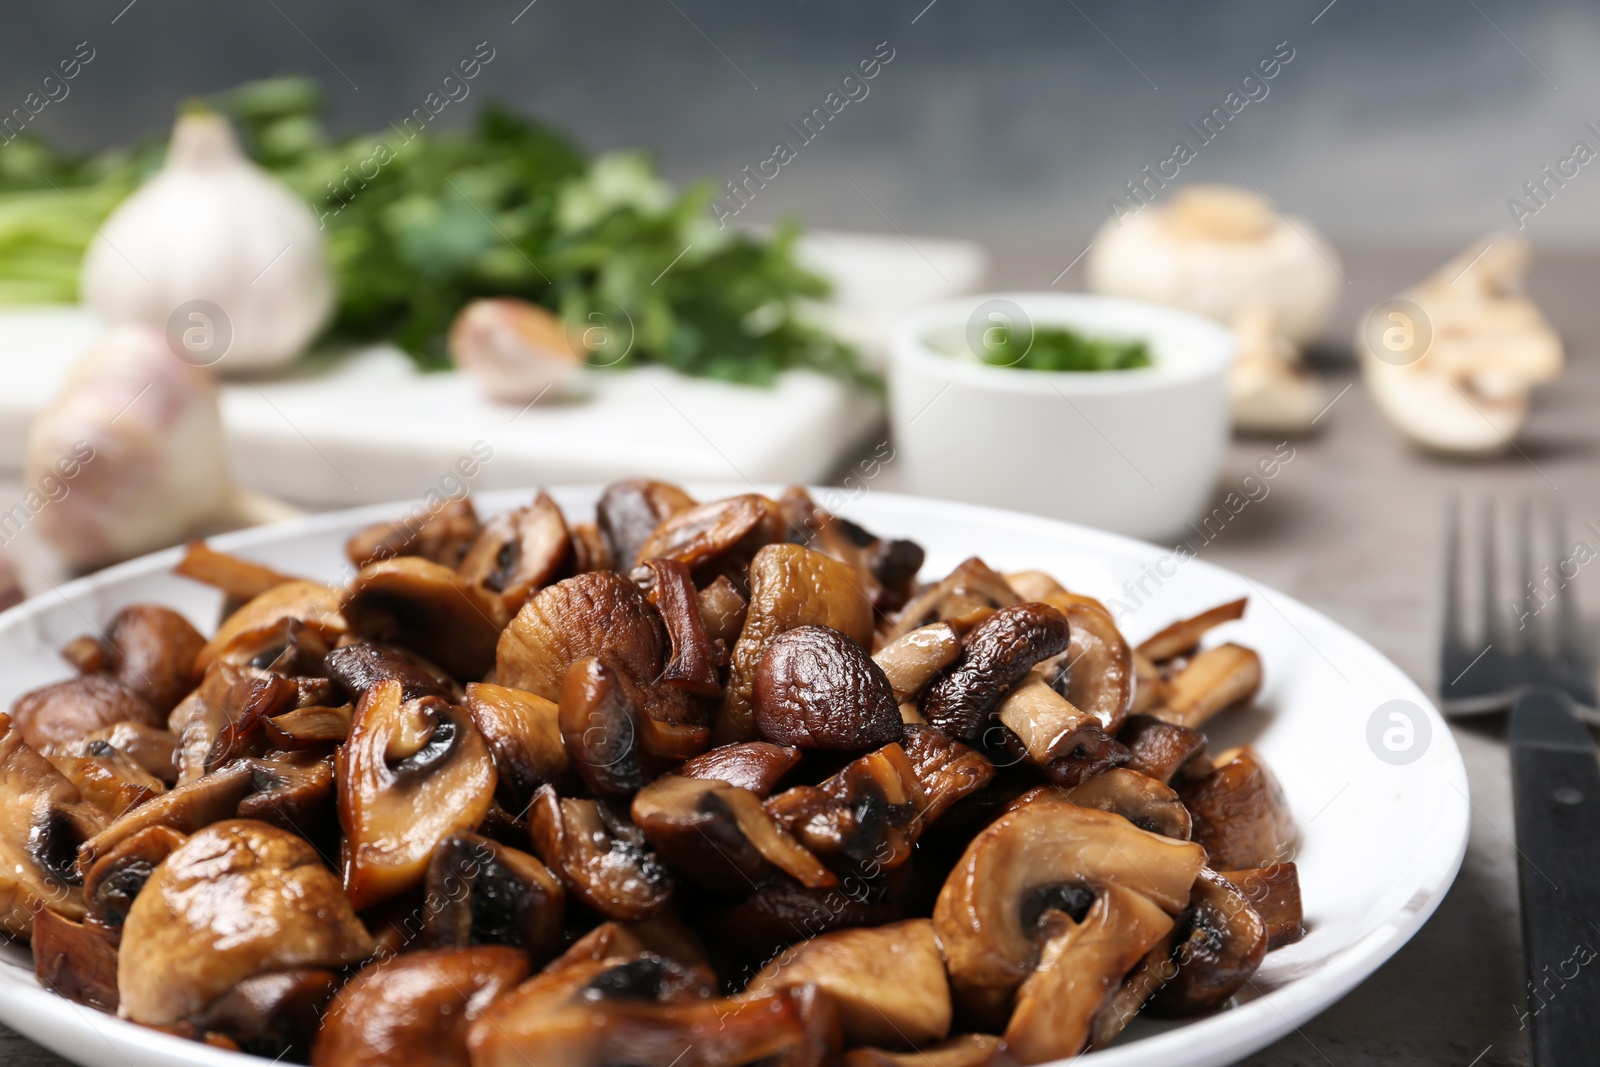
[1439,498,1600,1065]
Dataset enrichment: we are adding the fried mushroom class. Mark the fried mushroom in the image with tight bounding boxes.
[496,571,668,704]
[679,740,801,798]
[458,492,572,619]
[342,559,503,681]
[462,681,570,809]
[1179,745,1296,870]
[994,677,1129,786]
[595,479,696,570]
[11,675,162,752]
[1150,869,1269,1015]
[922,603,1071,744]
[753,625,902,751]
[423,831,565,963]
[527,786,672,920]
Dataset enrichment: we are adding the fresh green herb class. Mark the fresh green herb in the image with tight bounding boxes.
[977,323,1152,372]
[0,77,867,386]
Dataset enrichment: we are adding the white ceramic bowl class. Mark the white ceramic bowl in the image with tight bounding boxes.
[0,487,1467,1067]
[889,292,1236,540]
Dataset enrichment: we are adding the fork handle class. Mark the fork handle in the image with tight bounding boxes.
[1510,686,1600,1065]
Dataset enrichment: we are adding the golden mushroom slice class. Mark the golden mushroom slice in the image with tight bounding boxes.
[457,491,572,620]
[422,831,565,965]
[885,556,1020,640]
[462,681,570,810]
[594,478,696,571]
[746,919,951,1049]
[1007,768,1192,841]
[1156,643,1263,729]
[342,558,503,681]
[841,1035,1002,1067]
[1150,869,1269,1015]
[195,580,348,673]
[1043,591,1136,734]
[632,492,782,574]
[527,786,673,920]
[10,674,162,752]
[339,680,497,909]
[76,759,255,873]
[1136,597,1248,663]
[932,799,1204,1027]
[1218,862,1305,950]
[495,571,669,704]
[33,905,121,1011]
[117,819,374,1025]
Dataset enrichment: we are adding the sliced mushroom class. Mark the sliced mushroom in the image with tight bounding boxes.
[346,497,482,570]
[899,724,995,826]
[596,478,697,570]
[702,863,915,967]
[1040,592,1135,734]
[458,492,572,618]
[467,954,815,1067]
[747,918,950,1049]
[33,906,120,1011]
[632,492,782,575]
[631,774,835,892]
[1118,714,1210,785]
[77,760,256,873]
[195,580,348,673]
[423,831,565,964]
[167,663,289,784]
[922,603,1071,744]
[82,824,187,932]
[886,556,1020,640]
[339,680,497,909]
[462,681,570,810]
[44,743,165,817]
[550,915,717,988]
[1179,745,1297,870]
[721,543,875,744]
[1155,643,1263,729]
[568,521,613,573]
[1137,597,1248,663]
[754,625,902,751]
[76,604,208,715]
[496,571,668,704]
[1151,869,1268,1015]
[11,675,162,752]
[765,743,924,877]
[117,819,374,1025]
[526,785,672,920]
[263,703,354,749]
[0,714,106,937]
[643,558,722,697]
[778,486,927,615]
[343,559,503,681]
[313,946,528,1067]
[932,799,1205,1026]
[1008,769,1191,840]
[326,641,456,702]
[1005,884,1175,1063]
[238,751,337,840]
[697,574,749,645]
[840,1035,1003,1067]
[559,654,710,798]
[1131,650,1166,714]
[198,969,341,1061]
[210,615,332,681]
[872,622,961,703]
[175,540,301,605]
[679,740,801,798]
[994,677,1129,787]
[1218,862,1304,949]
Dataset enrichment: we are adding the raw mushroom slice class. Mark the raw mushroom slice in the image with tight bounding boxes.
[462,682,570,810]
[753,625,903,751]
[1218,862,1305,949]
[1136,597,1248,663]
[342,558,503,681]
[457,492,572,619]
[1228,303,1324,435]
[994,677,1129,786]
[871,622,961,703]
[1150,869,1269,1015]
[1359,234,1563,455]
[526,785,673,920]
[338,681,497,909]
[745,918,951,1049]
[932,799,1204,1027]
[922,603,1071,744]
[346,496,482,570]
[840,1035,1003,1067]
[595,479,697,571]
[1180,745,1297,869]
[117,819,374,1025]
[495,571,668,704]
[423,831,565,964]
[1154,643,1263,728]
[678,740,801,798]
[10,675,162,752]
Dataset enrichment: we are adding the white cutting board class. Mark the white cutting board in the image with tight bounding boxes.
[0,231,985,507]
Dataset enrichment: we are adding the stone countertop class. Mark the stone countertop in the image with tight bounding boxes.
[3,242,1592,1067]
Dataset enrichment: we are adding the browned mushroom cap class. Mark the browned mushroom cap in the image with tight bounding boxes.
[174,541,302,605]
[263,703,354,750]
[994,677,1130,787]
[343,559,503,681]
[44,743,165,818]
[1146,869,1268,1016]
[631,774,835,892]
[596,478,697,570]
[80,605,208,715]
[778,486,927,615]
[886,556,1020,639]
[83,824,187,932]
[765,743,925,876]
[840,1034,1002,1067]
[458,492,573,618]
[339,680,498,909]
[1037,592,1135,734]
[1004,884,1176,1064]
[11,675,162,752]
[643,558,722,698]
[346,497,482,570]
[872,622,961,703]
[550,915,717,989]
[754,625,902,751]
[1007,769,1191,840]
[721,543,875,744]
[527,785,673,920]
[697,574,749,645]
[197,969,341,1061]
[1179,745,1297,870]
[559,654,710,798]
[462,682,570,810]
[1118,714,1210,784]
[932,800,1205,1027]
[195,580,349,673]
[746,918,951,1049]
[326,641,456,702]
[33,906,121,1011]
[423,831,565,964]
[313,946,528,1067]
[238,751,337,838]
[52,721,179,783]
[76,760,256,873]
[632,492,783,574]
[496,571,668,704]
[899,724,995,826]
[702,862,915,966]
[1137,597,1248,662]
[1154,643,1264,729]
[0,714,106,937]
[678,740,800,798]
[922,603,1071,744]
[208,615,332,681]
[1218,862,1304,949]
[117,819,373,1025]
[467,954,816,1067]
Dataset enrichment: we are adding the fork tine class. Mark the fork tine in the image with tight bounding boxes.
[1480,498,1500,650]
[1551,500,1583,662]
[1443,496,1466,652]
[1516,498,1537,654]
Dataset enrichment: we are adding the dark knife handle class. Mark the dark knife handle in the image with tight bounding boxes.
[1510,687,1600,1066]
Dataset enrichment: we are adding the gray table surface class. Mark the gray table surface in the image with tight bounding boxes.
[4,242,1593,1066]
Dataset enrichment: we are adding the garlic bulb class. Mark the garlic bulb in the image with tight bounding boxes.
[25,326,300,571]
[1228,304,1323,435]
[1359,235,1561,455]
[449,297,584,403]
[81,109,334,375]
[1088,185,1343,346]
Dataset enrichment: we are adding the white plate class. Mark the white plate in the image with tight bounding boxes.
[0,488,1468,1067]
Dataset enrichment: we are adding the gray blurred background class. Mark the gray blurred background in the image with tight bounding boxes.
[4,0,1598,258]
